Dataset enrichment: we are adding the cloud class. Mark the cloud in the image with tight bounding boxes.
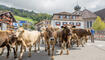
[0,0,105,14]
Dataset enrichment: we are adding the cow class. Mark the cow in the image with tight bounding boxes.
[72,28,91,47]
[0,30,17,58]
[59,26,72,55]
[15,27,41,60]
[41,25,57,60]
[70,33,79,47]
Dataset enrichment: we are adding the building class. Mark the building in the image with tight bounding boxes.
[0,11,16,30]
[35,20,51,31]
[95,8,105,22]
[51,5,97,28]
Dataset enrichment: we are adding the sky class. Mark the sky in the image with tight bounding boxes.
[0,0,105,14]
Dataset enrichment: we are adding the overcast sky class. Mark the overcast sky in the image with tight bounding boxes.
[0,0,105,14]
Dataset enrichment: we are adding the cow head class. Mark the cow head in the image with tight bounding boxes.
[86,29,91,35]
[62,26,72,41]
[15,27,24,40]
[9,34,18,48]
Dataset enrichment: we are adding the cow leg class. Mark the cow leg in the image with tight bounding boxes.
[66,43,70,55]
[28,46,32,57]
[38,37,40,51]
[46,40,50,56]
[66,40,70,55]
[60,42,63,55]
[51,44,55,60]
[76,40,79,47]
[13,47,17,58]
[34,44,37,52]
[16,44,18,53]
[19,46,25,60]
[81,38,84,47]
[0,48,5,56]
[85,36,88,43]
[42,37,44,44]
[6,45,10,58]
[45,40,47,52]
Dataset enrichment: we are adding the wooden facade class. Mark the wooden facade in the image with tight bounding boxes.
[0,11,16,30]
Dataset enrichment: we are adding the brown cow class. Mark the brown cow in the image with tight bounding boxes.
[59,26,72,55]
[41,26,57,60]
[0,30,17,58]
[72,28,91,47]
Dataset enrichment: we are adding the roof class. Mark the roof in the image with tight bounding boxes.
[95,8,105,20]
[0,10,10,15]
[72,11,82,15]
[0,10,16,22]
[81,9,97,19]
[35,20,51,26]
[54,12,72,15]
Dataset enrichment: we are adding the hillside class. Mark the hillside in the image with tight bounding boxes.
[0,5,52,23]
[14,16,37,23]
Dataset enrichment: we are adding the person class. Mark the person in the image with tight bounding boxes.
[91,28,95,43]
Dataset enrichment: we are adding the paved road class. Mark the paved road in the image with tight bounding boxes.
[0,40,105,60]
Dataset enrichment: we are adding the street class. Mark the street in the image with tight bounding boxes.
[0,40,105,60]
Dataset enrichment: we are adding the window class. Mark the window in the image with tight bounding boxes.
[76,22,81,26]
[63,22,67,25]
[72,16,76,19]
[60,16,63,19]
[69,22,74,25]
[90,21,92,27]
[55,22,61,26]
[87,21,89,28]
[66,16,70,19]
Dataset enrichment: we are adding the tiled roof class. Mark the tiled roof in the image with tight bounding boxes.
[0,10,16,22]
[81,9,97,19]
[54,12,72,15]
[95,8,105,20]
[0,10,10,15]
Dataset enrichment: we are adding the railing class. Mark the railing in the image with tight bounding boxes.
[94,33,105,40]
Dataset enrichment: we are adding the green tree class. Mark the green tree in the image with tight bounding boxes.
[92,16,105,31]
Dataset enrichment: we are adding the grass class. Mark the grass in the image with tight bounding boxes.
[14,15,37,23]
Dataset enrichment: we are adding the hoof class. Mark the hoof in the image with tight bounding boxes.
[45,49,47,52]
[67,50,69,55]
[48,53,50,56]
[18,58,22,60]
[51,56,54,60]
[38,48,40,51]
[28,54,31,57]
[14,56,17,58]
[6,56,9,59]
[77,45,79,47]
[0,53,2,56]
[60,50,63,55]
[82,45,84,47]
[34,50,37,52]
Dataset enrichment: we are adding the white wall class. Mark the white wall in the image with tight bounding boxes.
[51,20,84,28]
[2,23,7,31]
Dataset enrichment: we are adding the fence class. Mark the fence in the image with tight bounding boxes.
[94,31,105,40]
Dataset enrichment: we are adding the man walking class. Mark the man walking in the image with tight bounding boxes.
[91,28,95,43]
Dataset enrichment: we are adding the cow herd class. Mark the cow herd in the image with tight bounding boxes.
[0,25,92,60]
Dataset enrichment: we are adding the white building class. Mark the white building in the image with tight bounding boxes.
[51,5,97,29]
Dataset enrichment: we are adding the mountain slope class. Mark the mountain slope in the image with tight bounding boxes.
[0,5,52,23]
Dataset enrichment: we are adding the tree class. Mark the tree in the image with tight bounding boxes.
[92,16,105,31]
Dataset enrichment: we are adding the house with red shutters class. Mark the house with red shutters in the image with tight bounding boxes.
[0,11,16,30]
[51,5,97,28]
